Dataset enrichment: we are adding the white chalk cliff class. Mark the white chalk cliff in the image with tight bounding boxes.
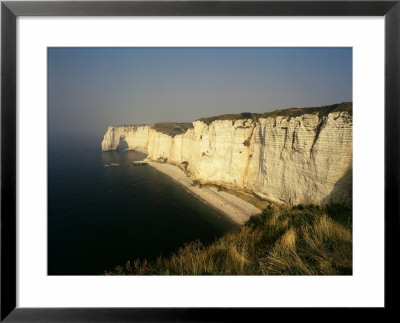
[102,103,352,205]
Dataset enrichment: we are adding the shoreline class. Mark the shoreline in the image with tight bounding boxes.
[148,162,261,225]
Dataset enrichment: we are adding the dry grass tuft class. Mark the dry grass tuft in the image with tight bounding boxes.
[105,203,352,276]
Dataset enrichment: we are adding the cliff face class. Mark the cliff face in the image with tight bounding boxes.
[101,104,352,205]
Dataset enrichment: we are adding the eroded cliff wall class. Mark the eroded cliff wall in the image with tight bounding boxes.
[101,104,352,205]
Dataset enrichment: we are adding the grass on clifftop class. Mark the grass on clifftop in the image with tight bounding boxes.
[118,103,352,134]
[151,122,194,137]
[105,203,352,275]
[197,112,260,126]
[260,102,352,119]
[197,102,352,125]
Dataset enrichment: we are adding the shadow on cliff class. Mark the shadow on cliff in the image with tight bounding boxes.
[117,136,129,151]
[322,168,352,205]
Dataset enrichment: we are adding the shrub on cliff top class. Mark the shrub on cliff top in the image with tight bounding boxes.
[152,122,194,137]
[260,102,352,119]
[197,112,261,126]
[197,102,352,126]
[115,103,352,131]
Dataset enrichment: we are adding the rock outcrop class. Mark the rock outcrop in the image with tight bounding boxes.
[101,103,352,205]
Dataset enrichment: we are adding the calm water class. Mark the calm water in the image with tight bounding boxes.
[48,135,237,275]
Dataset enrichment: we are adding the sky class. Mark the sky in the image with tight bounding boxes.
[48,47,352,138]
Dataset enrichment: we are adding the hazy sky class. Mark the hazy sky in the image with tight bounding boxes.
[48,47,352,137]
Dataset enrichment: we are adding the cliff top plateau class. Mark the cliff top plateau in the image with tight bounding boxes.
[112,102,352,137]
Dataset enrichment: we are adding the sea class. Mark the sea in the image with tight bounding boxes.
[48,134,238,275]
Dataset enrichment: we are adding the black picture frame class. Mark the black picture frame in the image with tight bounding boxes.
[1,0,399,321]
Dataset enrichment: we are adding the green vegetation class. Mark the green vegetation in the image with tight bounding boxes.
[105,203,352,275]
[151,122,194,137]
[117,103,352,137]
[260,102,352,119]
[197,102,352,126]
[197,112,260,126]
